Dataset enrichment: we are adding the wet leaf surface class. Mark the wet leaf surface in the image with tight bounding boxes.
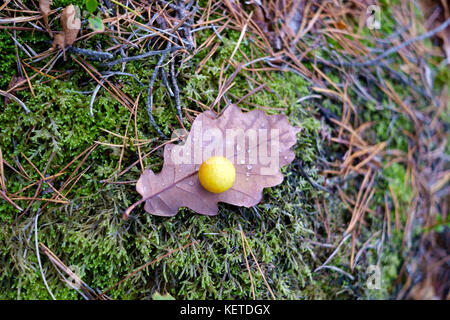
[126,105,300,218]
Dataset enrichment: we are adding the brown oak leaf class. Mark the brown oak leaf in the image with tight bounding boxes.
[124,105,300,218]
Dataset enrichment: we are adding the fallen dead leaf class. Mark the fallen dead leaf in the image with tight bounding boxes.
[39,0,53,37]
[52,4,81,56]
[61,4,81,46]
[230,0,305,51]
[124,105,300,218]
[4,75,25,106]
[418,0,450,59]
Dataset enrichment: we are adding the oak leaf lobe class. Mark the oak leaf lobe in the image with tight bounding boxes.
[125,105,300,218]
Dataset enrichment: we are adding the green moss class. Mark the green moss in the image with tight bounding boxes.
[0,32,17,88]
[0,22,360,300]
[0,2,418,300]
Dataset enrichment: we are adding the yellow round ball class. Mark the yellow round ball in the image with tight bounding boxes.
[198,156,236,193]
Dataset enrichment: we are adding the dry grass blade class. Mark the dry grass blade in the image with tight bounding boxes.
[0,89,30,113]
[0,147,6,191]
[239,224,275,300]
[0,190,23,211]
[239,223,256,300]
[39,242,99,300]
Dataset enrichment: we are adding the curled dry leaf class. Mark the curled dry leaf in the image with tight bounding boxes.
[282,0,305,37]
[39,0,53,37]
[52,4,81,52]
[124,105,300,218]
[418,0,450,59]
[240,0,305,51]
[4,75,25,106]
[52,33,66,51]
[61,4,81,46]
